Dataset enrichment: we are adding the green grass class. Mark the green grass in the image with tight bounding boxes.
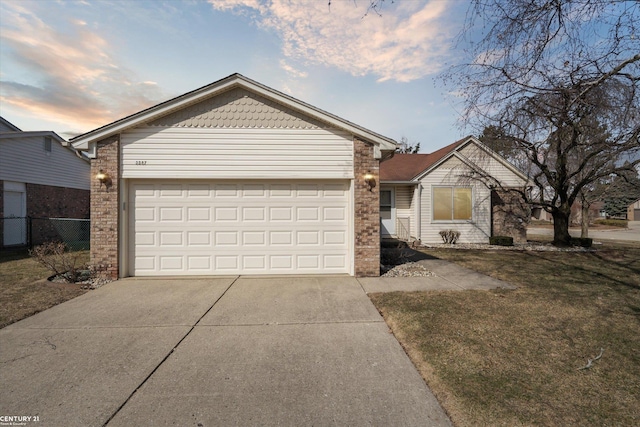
[370,241,640,426]
[0,249,89,328]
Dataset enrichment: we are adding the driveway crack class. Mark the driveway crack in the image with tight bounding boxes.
[102,276,239,427]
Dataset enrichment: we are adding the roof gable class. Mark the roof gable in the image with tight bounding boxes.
[148,87,328,129]
[381,136,528,183]
[71,73,396,157]
[0,116,21,132]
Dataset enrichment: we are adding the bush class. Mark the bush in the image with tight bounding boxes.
[439,230,460,244]
[570,237,593,248]
[593,219,628,228]
[490,236,514,246]
[29,242,86,283]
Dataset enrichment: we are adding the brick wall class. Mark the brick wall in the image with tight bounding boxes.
[353,138,380,277]
[26,183,89,218]
[27,183,89,245]
[90,135,120,279]
[491,189,530,243]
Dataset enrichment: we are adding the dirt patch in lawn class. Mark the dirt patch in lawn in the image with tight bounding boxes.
[370,241,640,427]
[0,250,89,328]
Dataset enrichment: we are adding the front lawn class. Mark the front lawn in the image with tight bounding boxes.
[0,250,89,328]
[370,241,640,426]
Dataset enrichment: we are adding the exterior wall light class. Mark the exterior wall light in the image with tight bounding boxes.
[364,172,376,191]
[96,169,112,191]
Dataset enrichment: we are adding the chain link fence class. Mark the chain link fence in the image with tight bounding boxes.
[1,217,90,250]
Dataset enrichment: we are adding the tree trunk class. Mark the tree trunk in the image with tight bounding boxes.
[581,202,590,238]
[552,207,572,246]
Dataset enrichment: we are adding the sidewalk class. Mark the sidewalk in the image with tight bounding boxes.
[528,221,640,242]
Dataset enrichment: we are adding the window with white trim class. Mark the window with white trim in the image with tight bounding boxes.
[433,187,472,221]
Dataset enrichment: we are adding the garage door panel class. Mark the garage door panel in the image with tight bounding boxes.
[187,207,210,221]
[129,180,351,275]
[187,232,211,246]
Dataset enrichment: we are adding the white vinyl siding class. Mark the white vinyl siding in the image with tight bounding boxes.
[420,168,491,243]
[121,127,354,179]
[0,136,90,190]
[395,186,414,238]
[128,180,351,276]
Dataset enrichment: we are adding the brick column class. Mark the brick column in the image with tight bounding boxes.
[90,135,120,279]
[353,138,380,276]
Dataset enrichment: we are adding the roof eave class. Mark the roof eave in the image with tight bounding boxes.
[380,180,419,185]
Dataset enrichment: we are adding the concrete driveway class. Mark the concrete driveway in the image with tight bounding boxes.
[0,276,451,427]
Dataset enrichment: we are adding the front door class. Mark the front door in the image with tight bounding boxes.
[380,188,395,235]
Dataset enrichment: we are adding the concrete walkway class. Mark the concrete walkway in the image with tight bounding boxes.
[360,257,515,293]
[0,276,456,427]
[361,248,516,293]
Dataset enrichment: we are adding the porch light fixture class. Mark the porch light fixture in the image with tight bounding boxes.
[364,172,376,191]
[96,169,112,192]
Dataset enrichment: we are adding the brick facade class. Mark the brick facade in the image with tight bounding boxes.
[353,138,381,277]
[27,183,89,245]
[90,136,120,279]
[491,189,530,243]
[1,179,90,247]
[88,135,382,278]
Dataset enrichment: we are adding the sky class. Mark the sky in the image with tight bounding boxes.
[0,0,471,153]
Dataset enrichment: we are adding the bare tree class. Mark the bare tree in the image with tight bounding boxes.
[396,136,421,153]
[445,0,640,245]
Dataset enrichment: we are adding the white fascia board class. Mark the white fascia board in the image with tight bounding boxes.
[71,74,397,153]
[240,78,397,152]
[71,78,241,150]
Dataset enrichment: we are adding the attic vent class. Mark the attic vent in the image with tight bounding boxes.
[44,137,52,152]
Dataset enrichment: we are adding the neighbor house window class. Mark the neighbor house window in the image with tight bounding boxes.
[44,137,52,153]
[433,187,472,221]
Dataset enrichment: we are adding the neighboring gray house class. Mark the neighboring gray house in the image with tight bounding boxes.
[0,117,90,247]
[380,136,530,244]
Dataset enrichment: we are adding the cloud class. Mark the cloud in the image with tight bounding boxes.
[0,1,164,133]
[209,0,453,82]
[279,59,308,78]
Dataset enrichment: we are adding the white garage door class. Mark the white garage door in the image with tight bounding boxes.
[128,180,351,276]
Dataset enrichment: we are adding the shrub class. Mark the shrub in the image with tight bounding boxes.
[490,236,514,246]
[593,219,628,228]
[570,237,593,248]
[439,230,460,244]
[29,242,86,283]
